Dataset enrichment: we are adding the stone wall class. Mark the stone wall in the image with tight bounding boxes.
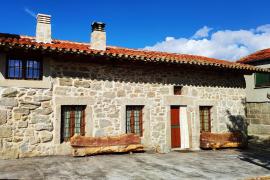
[244,61,270,103]
[246,102,270,135]
[244,60,270,138]
[0,56,247,158]
[0,87,53,158]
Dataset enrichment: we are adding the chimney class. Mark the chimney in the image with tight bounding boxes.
[36,14,51,43]
[91,22,106,50]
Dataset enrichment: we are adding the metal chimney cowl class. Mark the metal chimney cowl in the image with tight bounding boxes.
[90,22,106,51]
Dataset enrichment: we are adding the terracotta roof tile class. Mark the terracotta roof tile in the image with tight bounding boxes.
[237,48,270,64]
[0,33,268,73]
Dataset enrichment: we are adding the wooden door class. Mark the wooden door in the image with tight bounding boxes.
[171,106,181,148]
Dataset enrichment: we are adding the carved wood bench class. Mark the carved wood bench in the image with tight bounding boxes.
[200,132,246,149]
[70,133,144,157]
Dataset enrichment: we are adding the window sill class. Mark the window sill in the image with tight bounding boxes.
[0,79,51,89]
[254,86,270,89]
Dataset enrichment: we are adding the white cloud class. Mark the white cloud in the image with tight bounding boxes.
[256,24,270,33]
[24,7,36,18]
[144,25,270,61]
[192,26,212,39]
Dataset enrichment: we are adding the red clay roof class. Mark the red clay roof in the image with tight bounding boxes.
[237,48,270,64]
[0,33,268,73]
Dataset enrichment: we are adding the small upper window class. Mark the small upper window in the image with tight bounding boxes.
[6,58,42,80]
[255,72,270,88]
[174,86,183,95]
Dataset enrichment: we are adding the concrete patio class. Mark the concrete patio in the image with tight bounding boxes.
[0,149,269,180]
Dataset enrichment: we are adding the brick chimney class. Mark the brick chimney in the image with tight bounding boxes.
[91,22,106,51]
[36,14,51,43]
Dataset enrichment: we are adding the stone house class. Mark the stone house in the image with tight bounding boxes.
[0,14,267,158]
[237,50,270,137]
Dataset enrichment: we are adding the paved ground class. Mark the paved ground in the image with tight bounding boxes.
[0,149,269,180]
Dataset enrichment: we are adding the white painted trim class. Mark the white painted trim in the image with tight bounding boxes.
[180,106,190,149]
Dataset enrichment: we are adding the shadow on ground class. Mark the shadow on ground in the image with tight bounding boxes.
[225,107,270,171]
[237,139,270,171]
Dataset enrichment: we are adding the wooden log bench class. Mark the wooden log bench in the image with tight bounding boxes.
[70,133,144,157]
[200,132,246,149]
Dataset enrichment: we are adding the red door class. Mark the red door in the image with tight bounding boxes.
[171,106,181,148]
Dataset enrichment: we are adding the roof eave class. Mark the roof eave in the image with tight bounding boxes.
[0,41,268,74]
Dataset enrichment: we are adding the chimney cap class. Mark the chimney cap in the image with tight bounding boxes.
[91,22,106,32]
[37,13,51,18]
[37,13,51,24]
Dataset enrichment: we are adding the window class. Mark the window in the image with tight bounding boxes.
[61,105,86,142]
[199,106,211,132]
[6,58,42,80]
[126,106,143,136]
[174,86,183,95]
[255,72,270,87]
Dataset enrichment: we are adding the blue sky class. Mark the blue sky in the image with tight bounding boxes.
[1,0,270,60]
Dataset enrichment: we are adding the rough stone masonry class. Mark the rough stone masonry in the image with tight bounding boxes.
[0,55,247,159]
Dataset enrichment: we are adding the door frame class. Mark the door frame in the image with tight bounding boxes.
[167,104,191,150]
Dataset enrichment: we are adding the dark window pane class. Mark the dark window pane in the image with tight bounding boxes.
[28,68,33,78]
[7,59,23,79]
[174,86,183,95]
[14,60,21,67]
[34,70,40,79]
[255,73,270,87]
[26,60,41,79]
[15,67,22,78]
[8,67,15,77]
[9,60,14,66]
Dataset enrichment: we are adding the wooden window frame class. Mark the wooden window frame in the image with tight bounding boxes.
[6,56,43,80]
[61,105,86,142]
[126,106,143,137]
[199,106,211,132]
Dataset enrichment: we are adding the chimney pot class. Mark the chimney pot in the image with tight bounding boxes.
[90,21,106,51]
[36,13,52,43]
[91,22,106,32]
